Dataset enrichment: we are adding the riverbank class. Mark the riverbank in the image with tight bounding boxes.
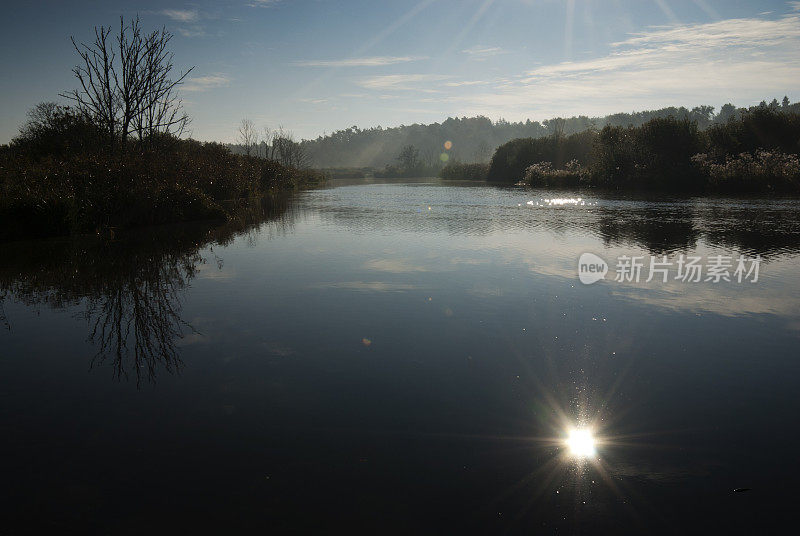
[0,137,325,241]
[486,106,800,193]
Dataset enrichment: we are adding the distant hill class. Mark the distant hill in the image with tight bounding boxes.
[297,98,799,169]
[225,98,799,170]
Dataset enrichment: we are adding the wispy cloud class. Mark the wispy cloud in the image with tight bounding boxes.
[157,8,215,37]
[447,14,800,118]
[177,26,206,38]
[444,80,492,87]
[461,45,506,60]
[358,74,451,91]
[789,2,800,12]
[183,74,231,92]
[160,9,199,23]
[294,55,428,67]
[249,0,284,7]
[610,14,800,48]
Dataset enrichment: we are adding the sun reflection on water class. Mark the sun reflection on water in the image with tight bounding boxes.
[519,198,598,207]
[566,428,597,458]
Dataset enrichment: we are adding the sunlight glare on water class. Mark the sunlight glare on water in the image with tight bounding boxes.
[522,197,596,207]
[566,428,596,458]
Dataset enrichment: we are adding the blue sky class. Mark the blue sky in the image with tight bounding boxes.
[1,0,799,142]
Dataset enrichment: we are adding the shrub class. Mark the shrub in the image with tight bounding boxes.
[591,117,704,189]
[524,160,587,187]
[487,130,597,182]
[439,162,489,180]
[0,136,325,240]
[691,150,800,192]
[10,103,101,159]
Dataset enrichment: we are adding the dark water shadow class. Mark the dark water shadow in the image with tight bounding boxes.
[0,194,299,386]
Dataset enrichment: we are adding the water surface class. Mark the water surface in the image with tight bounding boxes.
[2,179,800,534]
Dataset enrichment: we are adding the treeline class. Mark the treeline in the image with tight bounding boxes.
[486,102,800,192]
[300,98,800,170]
[0,17,323,241]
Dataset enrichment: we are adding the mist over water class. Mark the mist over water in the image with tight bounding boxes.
[2,179,800,533]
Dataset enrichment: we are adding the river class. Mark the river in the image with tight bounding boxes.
[2,178,800,533]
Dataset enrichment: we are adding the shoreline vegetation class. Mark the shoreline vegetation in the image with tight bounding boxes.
[0,17,324,242]
[488,104,800,192]
[435,102,800,192]
[312,100,800,195]
[0,114,324,241]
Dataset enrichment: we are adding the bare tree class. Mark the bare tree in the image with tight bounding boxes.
[237,119,257,156]
[62,25,116,142]
[261,126,309,167]
[132,19,192,143]
[274,133,309,168]
[61,16,193,148]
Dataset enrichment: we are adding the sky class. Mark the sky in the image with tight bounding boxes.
[1,0,799,143]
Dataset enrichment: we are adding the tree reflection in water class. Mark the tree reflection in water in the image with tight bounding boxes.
[83,243,200,385]
[0,194,296,386]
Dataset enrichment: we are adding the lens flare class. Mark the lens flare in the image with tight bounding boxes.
[443,140,453,150]
[566,428,596,457]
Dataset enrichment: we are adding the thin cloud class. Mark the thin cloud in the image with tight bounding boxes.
[160,9,199,22]
[294,56,428,67]
[157,8,217,38]
[249,0,284,7]
[519,15,800,87]
[790,2,800,12]
[444,80,492,87]
[461,46,506,60]
[611,15,800,48]
[183,75,231,92]
[358,74,451,91]
[177,26,206,38]
[446,13,800,120]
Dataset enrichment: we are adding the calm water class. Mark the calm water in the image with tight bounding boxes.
[2,178,800,534]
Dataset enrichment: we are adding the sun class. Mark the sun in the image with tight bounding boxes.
[566,428,596,457]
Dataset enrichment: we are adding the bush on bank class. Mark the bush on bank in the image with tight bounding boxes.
[438,162,490,180]
[487,105,800,193]
[487,129,597,182]
[0,106,325,240]
[523,160,588,188]
[692,151,800,192]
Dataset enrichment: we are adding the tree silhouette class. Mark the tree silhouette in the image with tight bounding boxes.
[61,16,193,148]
